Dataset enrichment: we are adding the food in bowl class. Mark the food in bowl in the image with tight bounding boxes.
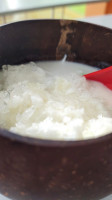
[0,60,112,140]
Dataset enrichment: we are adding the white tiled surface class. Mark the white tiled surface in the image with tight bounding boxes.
[0,194,112,200]
[0,195,11,200]
[102,195,112,200]
[0,14,112,200]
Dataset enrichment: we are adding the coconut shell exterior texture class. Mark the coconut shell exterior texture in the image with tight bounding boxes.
[0,20,112,200]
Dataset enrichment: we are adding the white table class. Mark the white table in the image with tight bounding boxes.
[80,14,112,29]
[0,195,112,200]
[0,14,112,200]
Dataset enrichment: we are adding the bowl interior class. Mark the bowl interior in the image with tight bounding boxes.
[0,19,112,146]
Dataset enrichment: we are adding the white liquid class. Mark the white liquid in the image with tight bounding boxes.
[37,60,98,76]
[0,61,112,141]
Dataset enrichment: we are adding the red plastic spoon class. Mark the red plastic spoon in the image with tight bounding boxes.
[84,66,112,90]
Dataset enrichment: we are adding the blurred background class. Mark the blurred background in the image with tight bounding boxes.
[0,0,112,25]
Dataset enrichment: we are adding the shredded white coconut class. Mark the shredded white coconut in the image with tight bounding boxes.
[0,61,112,140]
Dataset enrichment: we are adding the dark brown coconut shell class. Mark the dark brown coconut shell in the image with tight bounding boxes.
[0,20,112,200]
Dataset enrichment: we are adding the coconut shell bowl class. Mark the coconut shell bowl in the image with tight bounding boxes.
[0,20,112,200]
